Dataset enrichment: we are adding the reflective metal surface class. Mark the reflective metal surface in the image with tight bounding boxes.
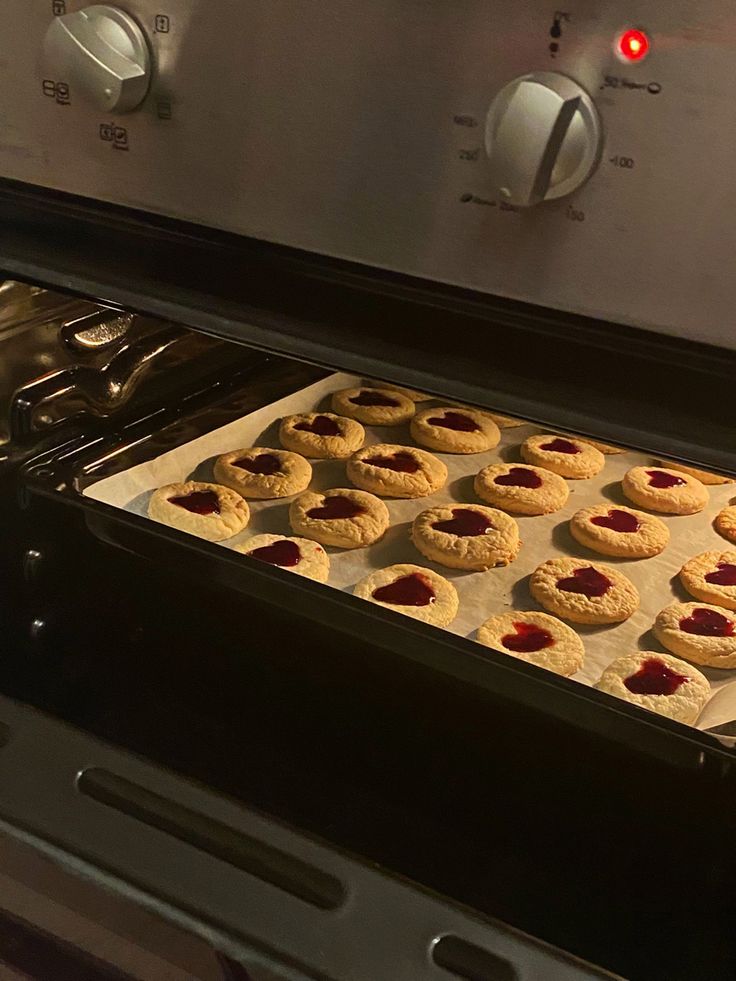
[1,1,735,346]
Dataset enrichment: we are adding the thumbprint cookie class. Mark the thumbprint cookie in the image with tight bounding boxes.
[148,481,249,542]
[521,434,605,479]
[234,534,329,583]
[410,406,500,454]
[331,387,415,426]
[476,611,584,676]
[595,652,709,725]
[279,412,364,459]
[347,444,447,498]
[474,462,568,515]
[289,488,389,549]
[214,447,311,499]
[354,564,459,627]
[529,557,639,624]
[569,504,669,559]
[622,466,708,515]
[412,504,520,570]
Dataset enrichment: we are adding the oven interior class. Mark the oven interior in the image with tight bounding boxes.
[0,280,734,981]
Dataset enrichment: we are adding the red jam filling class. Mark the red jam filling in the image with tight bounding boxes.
[540,437,580,454]
[307,495,365,519]
[349,390,400,407]
[169,490,221,515]
[590,509,641,533]
[557,566,612,598]
[705,562,736,586]
[624,658,689,696]
[501,622,555,654]
[235,453,282,475]
[680,607,735,637]
[364,451,420,473]
[646,469,685,489]
[494,467,543,489]
[433,508,494,537]
[294,415,341,436]
[373,572,435,607]
[249,539,301,568]
[426,411,480,433]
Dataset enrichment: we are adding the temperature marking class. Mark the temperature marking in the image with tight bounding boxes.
[52,0,66,14]
[42,79,70,105]
[609,155,635,168]
[99,123,129,150]
[154,13,170,32]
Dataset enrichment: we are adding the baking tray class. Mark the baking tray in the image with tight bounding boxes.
[84,372,736,730]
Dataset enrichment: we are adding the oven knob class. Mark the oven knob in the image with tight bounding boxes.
[43,5,151,113]
[485,72,602,207]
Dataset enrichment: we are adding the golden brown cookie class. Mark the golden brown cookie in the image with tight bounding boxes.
[679,550,736,611]
[411,504,520,570]
[621,466,708,515]
[347,444,447,498]
[148,481,249,542]
[354,564,459,626]
[214,447,311,500]
[410,406,500,454]
[234,534,329,583]
[474,462,569,515]
[521,434,604,479]
[289,488,389,549]
[476,611,584,676]
[529,557,639,624]
[331,387,415,425]
[715,505,736,544]
[658,461,734,485]
[653,602,736,668]
[374,381,431,402]
[279,412,364,459]
[569,504,669,559]
[594,652,709,725]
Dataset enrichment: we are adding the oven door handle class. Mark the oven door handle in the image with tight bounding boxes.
[0,696,617,981]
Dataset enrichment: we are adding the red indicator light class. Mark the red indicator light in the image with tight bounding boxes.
[617,28,650,62]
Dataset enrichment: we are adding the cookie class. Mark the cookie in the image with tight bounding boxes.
[354,564,459,627]
[289,488,389,549]
[234,534,329,583]
[375,381,431,402]
[621,466,708,515]
[214,447,311,500]
[658,461,733,485]
[279,412,364,459]
[476,611,584,676]
[529,557,639,624]
[580,439,624,455]
[715,505,736,544]
[474,463,569,516]
[680,550,736,611]
[148,481,249,542]
[347,444,447,499]
[569,504,669,559]
[412,504,520,570]
[410,406,500,454]
[331,387,415,426]
[653,601,736,668]
[521,434,605,479]
[594,652,709,725]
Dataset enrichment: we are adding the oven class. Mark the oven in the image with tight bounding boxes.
[0,3,735,980]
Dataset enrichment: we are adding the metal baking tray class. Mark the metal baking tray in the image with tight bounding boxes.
[79,371,736,733]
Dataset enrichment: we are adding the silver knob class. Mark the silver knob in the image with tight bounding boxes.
[485,72,602,208]
[43,5,151,113]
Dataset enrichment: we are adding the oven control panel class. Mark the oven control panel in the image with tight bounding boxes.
[1,1,735,348]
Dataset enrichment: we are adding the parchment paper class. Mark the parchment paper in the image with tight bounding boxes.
[84,372,736,730]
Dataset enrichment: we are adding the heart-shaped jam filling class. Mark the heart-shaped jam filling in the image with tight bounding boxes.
[705,562,736,586]
[680,607,735,637]
[590,509,641,533]
[294,415,341,436]
[624,658,689,695]
[501,621,555,654]
[646,469,685,489]
[373,572,435,606]
[307,495,366,519]
[540,438,580,454]
[170,490,221,515]
[557,566,612,597]
[349,391,400,407]
[494,467,543,489]
[364,451,420,473]
[433,508,493,537]
[235,453,282,475]
[249,539,301,567]
[426,411,480,433]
